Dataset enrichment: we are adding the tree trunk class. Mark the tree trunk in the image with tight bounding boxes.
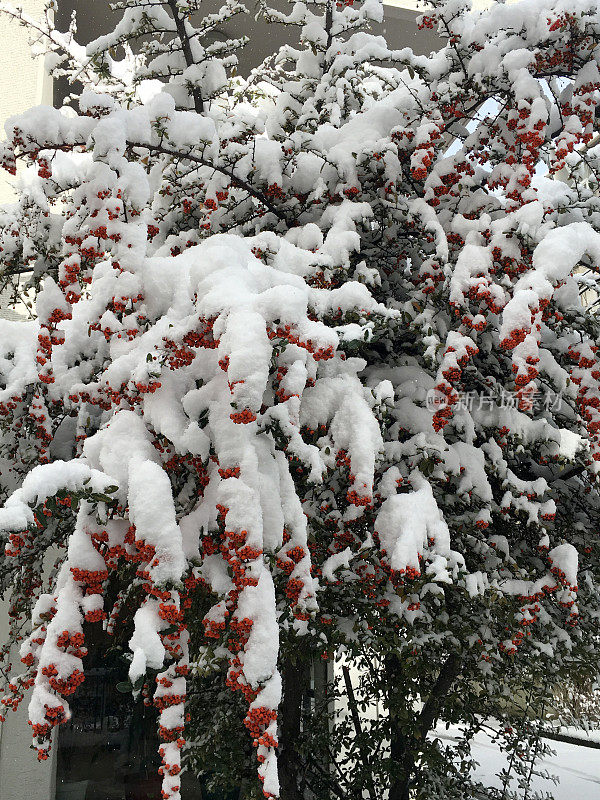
[279,654,309,800]
[388,723,413,800]
[386,652,462,800]
[386,653,414,800]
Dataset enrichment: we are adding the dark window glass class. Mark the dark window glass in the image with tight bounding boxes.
[54,624,225,800]
[55,665,165,800]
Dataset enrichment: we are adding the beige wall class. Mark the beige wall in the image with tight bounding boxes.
[0,603,57,800]
[0,3,56,781]
[0,0,51,755]
[0,0,53,203]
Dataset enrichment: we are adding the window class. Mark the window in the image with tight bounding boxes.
[54,624,210,800]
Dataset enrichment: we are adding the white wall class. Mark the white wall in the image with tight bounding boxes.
[0,0,53,204]
[0,5,57,793]
[0,604,57,800]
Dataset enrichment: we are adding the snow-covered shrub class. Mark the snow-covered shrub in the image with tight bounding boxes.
[0,0,600,797]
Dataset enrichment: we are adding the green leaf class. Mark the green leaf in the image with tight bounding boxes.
[418,457,434,477]
[91,493,116,504]
[162,624,179,636]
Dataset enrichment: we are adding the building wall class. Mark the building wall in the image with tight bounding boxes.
[0,0,53,203]
[0,7,52,787]
[51,0,441,105]
[0,596,57,800]
[0,6,57,794]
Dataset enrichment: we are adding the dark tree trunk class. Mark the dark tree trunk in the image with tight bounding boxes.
[167,0,204,114]
[417,652,462,739]
[387,651,462,800]
[279,654,309,800]
[386,653,413,800]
